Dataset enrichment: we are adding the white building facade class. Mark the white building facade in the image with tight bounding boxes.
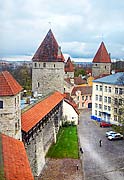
[92,72,124,125]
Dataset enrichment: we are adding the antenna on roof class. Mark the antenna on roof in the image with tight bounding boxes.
[48,21,52,29]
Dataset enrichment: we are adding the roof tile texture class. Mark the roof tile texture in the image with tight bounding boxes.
[71,86,92,96]
[22,91,64,132]
[93,42,111,63]
[0,71,23,96]
[1,134,34,180]
[32,29,65,62]
[65,57,74,72]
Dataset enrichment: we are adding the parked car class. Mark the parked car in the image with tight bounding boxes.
[108,133,123,140]
[100,122,112,128]
[106,131,116,137]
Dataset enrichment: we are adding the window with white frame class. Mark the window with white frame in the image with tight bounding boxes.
[95,103,98,108]
[108,97,111,104]
[99,104,102,109]
[99,111,101,116]
[96,85,98,90]
[114,115,117,121]
[115,88,118,94]
[99,95,102,101]
[108,87,111,93]
[104,105,107,110]
[104,96,107,103]
[95,110,97,115]
[105,86,107,92]
[114,108,117,114]
[100,85,102,91]
[96,95,98,101]
[82,96,84,100]
[108,106,111,111]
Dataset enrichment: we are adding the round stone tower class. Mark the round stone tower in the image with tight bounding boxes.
[0,71,22,140]
[32,29,65,97]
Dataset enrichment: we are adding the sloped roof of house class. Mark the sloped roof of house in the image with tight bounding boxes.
[74,76,87,85]
[32,29,65,62]
[0,71,23,96]
[65,57,74,72]
[21,91,64,132]
[92,42,111,63]
[71,86,92,96]
[0,133,34,180]
[93,72,124,85]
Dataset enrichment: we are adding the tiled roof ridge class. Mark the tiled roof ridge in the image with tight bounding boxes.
[2,71,15,95]
[21,91,64,132]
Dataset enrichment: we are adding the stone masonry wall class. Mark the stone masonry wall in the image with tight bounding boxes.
[92,63,111,77]
[0,94,22,140]
[32,62,64,97]
[23,102,63,177]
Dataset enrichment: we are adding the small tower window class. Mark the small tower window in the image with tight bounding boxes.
[34,63,37,68]
[54,64,55,68]
[38,82,40,87]
[43,63,46,67]
[105,66,106,69]
[0,101,3,108]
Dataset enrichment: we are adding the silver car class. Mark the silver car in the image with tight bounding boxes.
[106,131,116,137]
[108,133,123,140]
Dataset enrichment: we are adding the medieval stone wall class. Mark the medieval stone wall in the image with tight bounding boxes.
[0,94,22,140]
[23,102,63,177]
[32,62,64,96]
[92,63,111,77]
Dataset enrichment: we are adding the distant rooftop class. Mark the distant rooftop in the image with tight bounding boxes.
[93,72,124,85]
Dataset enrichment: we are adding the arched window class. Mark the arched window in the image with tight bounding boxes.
[34,63,37,68]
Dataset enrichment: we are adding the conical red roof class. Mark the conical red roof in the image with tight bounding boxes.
[0,71,23,96]
[32,29,65,62]
[92,42,111,63]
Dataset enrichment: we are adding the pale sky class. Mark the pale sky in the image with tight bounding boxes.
[0,0,124,59]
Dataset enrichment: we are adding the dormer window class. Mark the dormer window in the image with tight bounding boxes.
[0,101,3,109]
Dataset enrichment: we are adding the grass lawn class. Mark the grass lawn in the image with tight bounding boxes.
[46,126,79,159]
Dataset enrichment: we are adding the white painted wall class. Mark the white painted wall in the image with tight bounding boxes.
[63,100,78,125]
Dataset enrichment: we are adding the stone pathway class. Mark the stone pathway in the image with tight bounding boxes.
[38,158,84,180]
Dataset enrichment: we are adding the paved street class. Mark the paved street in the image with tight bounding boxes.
[78,109,124,180]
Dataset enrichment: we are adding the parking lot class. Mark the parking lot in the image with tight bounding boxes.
[78,109,124,180]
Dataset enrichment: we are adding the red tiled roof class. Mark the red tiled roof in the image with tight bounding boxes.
[71,86,92,96]
[92,42,111,63]
[94,74,109,79]
[21,91,64,132]
[0,71,23,96]
[1,133,34,180]
[65,57,74,72]
[74,76,87,85]
[32,29,65,62]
